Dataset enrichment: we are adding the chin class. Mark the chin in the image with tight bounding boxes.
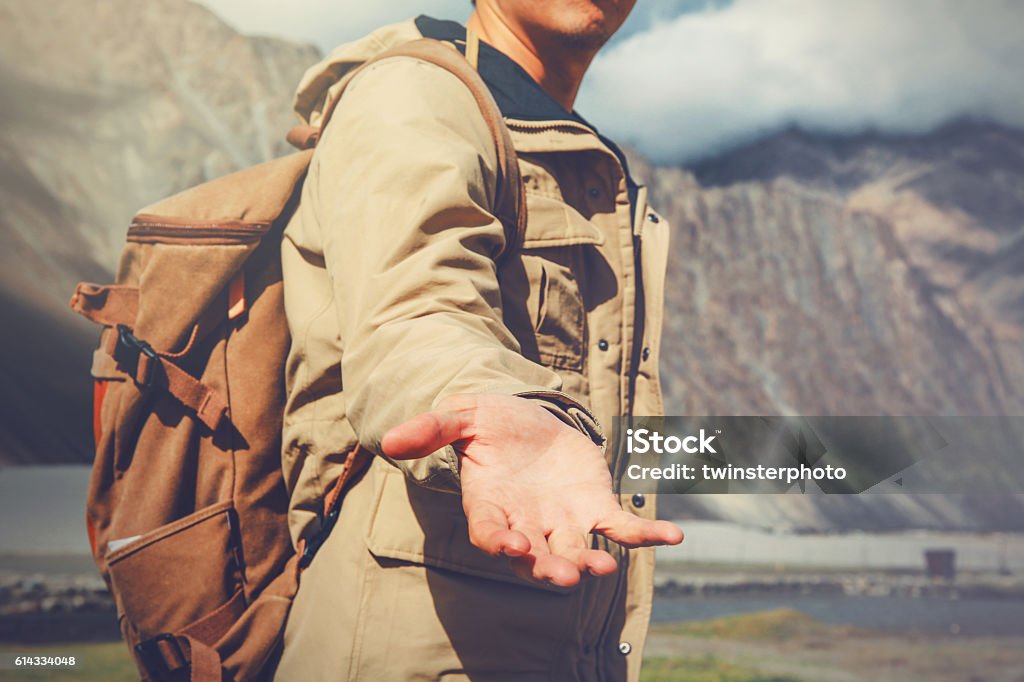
[538,0,632,48]
[555,13,616,46]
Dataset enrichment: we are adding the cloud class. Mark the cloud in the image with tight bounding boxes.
[196,0,1024,164]
[195,0,472,50]
[578,0,1024,162]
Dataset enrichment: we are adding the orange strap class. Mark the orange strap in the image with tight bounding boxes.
[227,272,246,320]
[93,379,109,446]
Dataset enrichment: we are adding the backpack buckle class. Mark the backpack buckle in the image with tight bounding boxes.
[135,633,187,677]
[115,325,159,387]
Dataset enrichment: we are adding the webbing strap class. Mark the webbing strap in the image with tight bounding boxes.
[465,27,480,69]
[101,329,228,431]
[73,281,230,431]
[134,590,244,681]
[183,637,221,682]
[180,589,247,649]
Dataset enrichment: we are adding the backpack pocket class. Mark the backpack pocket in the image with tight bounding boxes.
[106,501,245,641]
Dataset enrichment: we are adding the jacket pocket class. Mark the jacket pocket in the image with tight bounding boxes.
[520,194,603,372]
[364,464,575,594]
[106,501,244,640]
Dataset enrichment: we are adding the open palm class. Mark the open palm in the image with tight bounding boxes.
[381,394,683,587]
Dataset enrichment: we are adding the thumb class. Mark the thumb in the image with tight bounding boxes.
[380,404,473,460]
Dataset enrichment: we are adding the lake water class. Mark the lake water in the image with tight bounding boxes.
[2,468,1024,641]
[652,594,1024,636]
[658,520,1024,571]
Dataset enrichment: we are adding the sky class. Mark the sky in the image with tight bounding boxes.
[197,0,1024,163]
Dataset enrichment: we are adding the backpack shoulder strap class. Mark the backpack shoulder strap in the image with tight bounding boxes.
[286,36,525,257]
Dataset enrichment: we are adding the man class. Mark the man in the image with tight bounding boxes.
[276,2,680,679]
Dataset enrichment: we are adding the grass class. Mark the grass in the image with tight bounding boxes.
[1,642,804,682]
[650,608,858,641]
[641,654,803,682]
[0,643,135,682]
[0,611,826,681]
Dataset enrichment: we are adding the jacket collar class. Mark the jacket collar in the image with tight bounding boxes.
[415,16,639,205]
[415,15,582,124]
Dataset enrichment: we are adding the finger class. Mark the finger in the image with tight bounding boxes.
[465,499,530,557]
[380,408,472,460]
[507,526,548,582]
[507,527,581,587]
[547,527,618,577]
[594,511,684,548]
[531,553,581,587]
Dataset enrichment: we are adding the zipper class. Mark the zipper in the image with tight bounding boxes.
[507,119,623,161]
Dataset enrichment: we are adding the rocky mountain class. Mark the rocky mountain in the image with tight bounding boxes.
[630,123,1024,529]
[0,0,318,462]
[0,0,1020,529]
[631,121,1024,418]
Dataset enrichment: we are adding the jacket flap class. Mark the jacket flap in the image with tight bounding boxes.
[365,465,574,594]
[522,193,604,248]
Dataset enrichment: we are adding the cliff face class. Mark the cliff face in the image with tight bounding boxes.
[630,124,1024,529]
[631,122,1024,419]
[1,1,1021,529]
[0,0,318,462]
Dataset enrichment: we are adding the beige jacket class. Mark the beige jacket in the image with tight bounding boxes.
[278,17,669,682]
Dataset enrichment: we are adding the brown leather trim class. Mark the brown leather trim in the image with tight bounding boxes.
[126,234,264,246]
[131,213,273,231]
[286,125,319,151]
[128,214,271,245]
[321,445,371,517]
[70,283,139,327]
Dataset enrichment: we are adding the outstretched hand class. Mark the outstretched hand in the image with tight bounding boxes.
[381,394,683,587]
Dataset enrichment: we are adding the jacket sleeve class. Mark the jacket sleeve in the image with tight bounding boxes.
[311,56,603,492]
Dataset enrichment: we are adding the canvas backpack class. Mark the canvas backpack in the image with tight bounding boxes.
[68,36,523,682]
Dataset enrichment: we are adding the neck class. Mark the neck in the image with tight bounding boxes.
[466,10,597,113]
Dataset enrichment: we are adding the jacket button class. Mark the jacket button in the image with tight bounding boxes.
[642,347,651,361]
[647,212,660,223]
[631,493,646,509]
[598,339,609,351]
[588,187,601,199]
[618,641,632,655]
